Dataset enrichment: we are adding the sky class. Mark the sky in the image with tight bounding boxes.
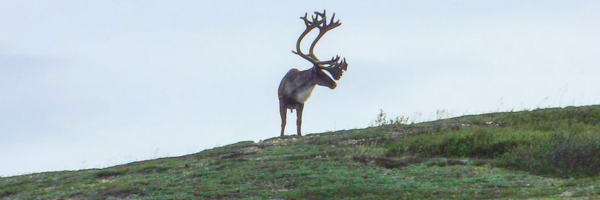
[1,0,600,176]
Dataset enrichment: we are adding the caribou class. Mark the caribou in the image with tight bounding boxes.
[277,10,349,136]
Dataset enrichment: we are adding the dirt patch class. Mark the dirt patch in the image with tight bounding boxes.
[95,169,128,179]
[375,157,426,169]
[240,146,260,154]
[215,145,261,160]
[259,136,303,148]
[135,165,170,174]
[194,141,259,159]
[0,190,17,199]
[353,156,426,169]
[355,137,402,146]
[98,186,139,199]
[220,151,256,159]
[284,151,343,161]
[307,135,403,147]
[427,159,468,167]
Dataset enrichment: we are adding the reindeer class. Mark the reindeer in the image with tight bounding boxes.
[278,10,348,136]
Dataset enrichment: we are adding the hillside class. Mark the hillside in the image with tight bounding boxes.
[2,105,600,199]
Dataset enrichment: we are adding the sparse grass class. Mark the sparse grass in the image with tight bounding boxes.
[2,105,600,199]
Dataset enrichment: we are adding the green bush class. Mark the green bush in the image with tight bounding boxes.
[387,127,538,158]
[500,131,600,177]
[388,123,600,177]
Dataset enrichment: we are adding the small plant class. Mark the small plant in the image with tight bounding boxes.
[436,109,452,120]
[371,109,388,127]
[370,109,409,127]
[390,116,410,125]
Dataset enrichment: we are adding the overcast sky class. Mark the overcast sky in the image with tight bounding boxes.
[1,0,599,176]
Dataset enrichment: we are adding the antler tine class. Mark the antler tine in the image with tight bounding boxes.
[300,12,309,27]
[332,55,341,63]
[308,11,342,63]
[330,13,341,26]
[330,13,335,25]
[315,55,341,66]
[316,10,327,26]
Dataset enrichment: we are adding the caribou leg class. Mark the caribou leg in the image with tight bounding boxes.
[279,103,287,137]
[296,104,304,136]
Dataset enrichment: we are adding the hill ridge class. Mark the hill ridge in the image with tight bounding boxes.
[2,105,600,199]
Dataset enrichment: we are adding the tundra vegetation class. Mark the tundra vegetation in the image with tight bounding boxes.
[2,105,600,199]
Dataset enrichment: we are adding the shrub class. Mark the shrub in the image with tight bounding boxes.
[499,131,600,177]
[370,109,410,127]
[387,127,536,158]
[95,168,128,179]
[387,124,600,177]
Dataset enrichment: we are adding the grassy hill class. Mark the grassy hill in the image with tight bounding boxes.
[3,105,600,199]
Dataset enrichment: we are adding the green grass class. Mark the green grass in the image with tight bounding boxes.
[2,105,600,199]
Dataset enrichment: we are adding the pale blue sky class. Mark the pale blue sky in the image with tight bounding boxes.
[1,0,600,176]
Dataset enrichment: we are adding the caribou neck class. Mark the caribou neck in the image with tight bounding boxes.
[292,70,318,103]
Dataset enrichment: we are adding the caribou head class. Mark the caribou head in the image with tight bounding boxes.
[277,10,348,136]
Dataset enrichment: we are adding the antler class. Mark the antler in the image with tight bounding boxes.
[308,10,341,62]
[321,56,348,80]
[292,10,348,79]
[292,12,324,65]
